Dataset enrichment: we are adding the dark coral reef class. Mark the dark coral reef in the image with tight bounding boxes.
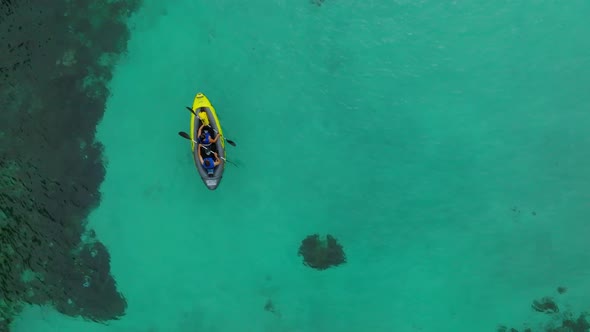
[297,234,346,270]
[498,288,589,332]
[1,0,141,328]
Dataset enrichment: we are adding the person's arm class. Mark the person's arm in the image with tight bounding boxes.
[211,133,220,143]
[197,125,203,139]
[213,152,221,166]
[198,145,204,164]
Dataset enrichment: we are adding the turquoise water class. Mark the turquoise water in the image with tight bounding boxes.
[9,0,590,331]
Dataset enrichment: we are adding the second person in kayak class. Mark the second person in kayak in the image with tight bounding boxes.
[198,144,221,175]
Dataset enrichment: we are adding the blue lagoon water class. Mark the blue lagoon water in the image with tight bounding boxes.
[3,0,590,331]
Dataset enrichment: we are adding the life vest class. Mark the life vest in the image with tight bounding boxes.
[199,132,212,144]
[203,157,215,174]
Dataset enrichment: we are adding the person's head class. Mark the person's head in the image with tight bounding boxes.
[204,159,212,168]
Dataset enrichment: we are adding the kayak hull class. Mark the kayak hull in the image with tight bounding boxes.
[189,92,226,190]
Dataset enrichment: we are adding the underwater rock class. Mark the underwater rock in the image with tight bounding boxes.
[540,312,590,332]
[532,296,559,314]
[560,313,590,331]
[496,327,525,332]
[264,298,280,317]
[297,234,346,270]
[498,289,590,332]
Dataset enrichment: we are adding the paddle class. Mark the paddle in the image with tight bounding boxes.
[178,131,239,167]
[185,106,197,116]
[224,137,237,147]
[185,106,237,147]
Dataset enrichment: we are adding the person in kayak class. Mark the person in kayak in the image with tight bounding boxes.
[197,123,220,146]
[198,144,221,175]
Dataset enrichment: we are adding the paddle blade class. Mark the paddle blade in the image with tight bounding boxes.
[185,106,197,116]
[178,131,191,140]
[226,139,236,146]
[222,157,239,168]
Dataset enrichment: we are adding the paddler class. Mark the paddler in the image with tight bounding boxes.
[196,108,219,146]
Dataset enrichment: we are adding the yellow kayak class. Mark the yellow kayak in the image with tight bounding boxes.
[189,92,226,190]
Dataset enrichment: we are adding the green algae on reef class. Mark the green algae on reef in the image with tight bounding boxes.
[0,0,142,327]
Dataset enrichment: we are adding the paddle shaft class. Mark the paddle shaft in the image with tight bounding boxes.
[188,137,238,167]
[189,138,219,157]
